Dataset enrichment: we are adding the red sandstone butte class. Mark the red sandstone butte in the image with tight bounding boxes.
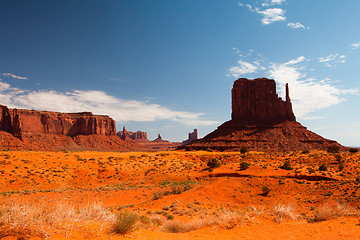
[180,78,341,152]
[0,105,132,151]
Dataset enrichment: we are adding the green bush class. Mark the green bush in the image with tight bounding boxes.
[239,161,250,170]
[207,158,221,169]
[319,164,328,171]
[280,160,293,170]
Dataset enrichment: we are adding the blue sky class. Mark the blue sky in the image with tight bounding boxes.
[0,0,359,146]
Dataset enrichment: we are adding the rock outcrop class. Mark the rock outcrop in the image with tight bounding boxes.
[0,105,132,151]
[117,127,148,141]
[180,78,341,152]
[182,129,198,145]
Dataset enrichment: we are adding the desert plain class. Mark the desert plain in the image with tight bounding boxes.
[0,149,359,239]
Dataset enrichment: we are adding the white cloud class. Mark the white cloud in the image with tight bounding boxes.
[227,53,357,120]
[257,8,286,25]
[287,22,309,29]
[239,1,308,29]
[0,80,218,126]
[351,42,360,49]
[269,58,356,119]
[228,60,262,77]
[262,0,286,6]
[2,73,28,80]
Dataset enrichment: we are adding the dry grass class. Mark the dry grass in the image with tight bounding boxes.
[112,211,140,235]
[273,203,298,222]
[0,200,115,239]
[314,202,360,221]
[161,207,244,233]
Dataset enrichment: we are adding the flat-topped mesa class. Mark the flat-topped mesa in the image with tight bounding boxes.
[0,105,116,139]
[231,78,296,123]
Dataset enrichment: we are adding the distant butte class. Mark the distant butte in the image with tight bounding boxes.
[180,78,341,152]
[0,105,133,151]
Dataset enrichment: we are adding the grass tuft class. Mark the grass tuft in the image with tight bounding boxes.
[113,211,139,235]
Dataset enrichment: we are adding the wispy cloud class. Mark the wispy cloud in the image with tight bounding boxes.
[318,54,346,67]
[227,52,357,119]
[2,73,28,80]
[284,56,306,65]
[238,1,308,29]
[351,42,360,49]
[287,22,309,29]
[0,80,218,126]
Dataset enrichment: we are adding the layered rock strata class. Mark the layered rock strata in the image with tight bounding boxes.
[0,105,132,151]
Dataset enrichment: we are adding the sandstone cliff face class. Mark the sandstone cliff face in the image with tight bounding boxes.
[180,78,341,152]
[0,105,132,151]
[232,78,295,122]
[0,105,116,140]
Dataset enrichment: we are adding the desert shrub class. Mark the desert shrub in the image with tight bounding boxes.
[307,167,315,174]
[165,213,174,220]
[207,158,221,169]
[280,160,293,170]
[153,191,164,200]
[161,220,190,233]
[334,154,342,163]
[160,179,170,186]
[314,202,360,221]
[113,211,139,235]
[261,186,271,196]
[319,164,328,171]
[273,203,297,222]
[349,148,358,153]
[240,147,249,154]
[328,145,341,153]
[338,162,345,171]
[239,161,250,170]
